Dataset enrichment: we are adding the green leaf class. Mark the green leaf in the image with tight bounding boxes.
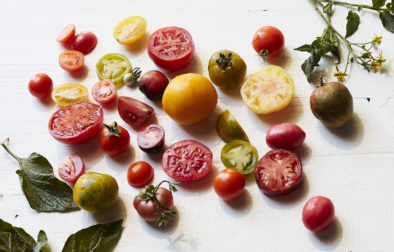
[323,3,333,15]
[372,0,386,8]
[62,220,123,252]
[294,44,311,52]
[321,27,341,63]
[380,11,394,32]
[1,141,79,212]
[0,219,47,252]
[301,52,322,81]
[345,11,360,38]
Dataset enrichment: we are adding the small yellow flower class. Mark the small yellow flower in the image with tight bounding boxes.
[334,70,347,82]
[371,51,386,72]
[372,35,382,45]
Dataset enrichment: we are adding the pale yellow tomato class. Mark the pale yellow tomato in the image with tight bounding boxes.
[114,16,147,45]
[162,73,218,125]
[51,83,89,107]
[241,65,294,114]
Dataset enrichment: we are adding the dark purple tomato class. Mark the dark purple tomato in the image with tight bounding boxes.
[117,96,154,128]
[266,123,306,150]
[137,124,165,154]
[139,70,169,100]
[71,32,98,55]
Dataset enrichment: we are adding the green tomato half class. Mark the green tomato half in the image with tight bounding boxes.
[221,140,258,175]
[216,110,249,142]
[96,53,132,87]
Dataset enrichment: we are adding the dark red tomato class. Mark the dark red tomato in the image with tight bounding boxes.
[59,50,85,72]
[127,161,154,188]
[162,140,212,182]
[302,196,335,232]
[137,124,165,154]
[48,102,103,144]
[91,80,117,104]
[266,123,306,151]
[213,168,245,201]
[56,24,75,44]
[71,32,97,55]
[252,26,285,59]
[99,122,130,155]
[28,73,53,99]
[58,154,85,183]
[117,96,154,128]
[147,27,195,72]
[139,70,169,100]
[133,187,174,222]
[255,149,303,196]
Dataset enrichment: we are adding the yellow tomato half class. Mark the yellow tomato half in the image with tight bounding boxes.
[162,73,218,125]
[51,83,89,107]
[114,16,147,45]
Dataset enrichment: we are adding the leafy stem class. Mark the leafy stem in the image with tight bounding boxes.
[321,0,392,11]
[104,122,122,137]
[1,138,21,162]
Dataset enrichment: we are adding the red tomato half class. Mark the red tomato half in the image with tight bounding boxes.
[91,80,117,104]
[59,50,85,72]
[56,24,75,44]
[71,32,98,55]
[147,27,195,72]
[252,26,285,59]
[302,196,335,232]
[162,140,212,182]
[58,154,85,183]
[48,102,103,144]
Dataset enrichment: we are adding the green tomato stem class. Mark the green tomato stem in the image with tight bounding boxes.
[320,0,390,11]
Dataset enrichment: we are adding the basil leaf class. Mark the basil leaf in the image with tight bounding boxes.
[0,219,47,252]
[62,220,123,252]
[294,44,311,52]
[372,0,386,8]
[345,11,360,38]
[1,140,79,212]
[380,11,394,33]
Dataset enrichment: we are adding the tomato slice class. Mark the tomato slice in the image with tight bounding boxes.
[114,16,147,45]
[58,154,85,183]
[59,50,85,72]
[255,149,303,196]
[162,140,212,182]
[91,80,117,104]
[147,26,194,71]
[220,140,258,175]
[137,124,165,154]
[56,24,75,44]
[96,53,132,86]
[48,102,103,144]
[51,83,89,107]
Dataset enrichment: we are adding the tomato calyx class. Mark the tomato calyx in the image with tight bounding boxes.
[216,52,233,71]
[259,49,270,60]
[124,67,142,86]
[137,180,178,227]
[104,122,122,137]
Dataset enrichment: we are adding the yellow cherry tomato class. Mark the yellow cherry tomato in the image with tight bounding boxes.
[162,73,218,125]
[241,65,295,114]
[51,83,89,107]
[114,16,147,45]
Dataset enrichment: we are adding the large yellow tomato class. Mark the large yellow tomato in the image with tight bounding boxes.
[162,73,218,125]
[114,16,146,45]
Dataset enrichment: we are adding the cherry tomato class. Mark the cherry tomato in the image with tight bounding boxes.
[58,154,85,183]
[48,102,103,144]
[252,26,285,59]
[214,168,245,201]
[117,96,154,128]
[99,122,130,155]
[139,70,169,100]
[137,124,165,154]
[255,149,303,196]
[127,161,154,188]
[59,50,85,72]
[302,196,335,232]
[266,123,306,151]
[162,140,213,181]
[71,32,97,55]
[147,27,195,71]
[91,80,117,104]
[114,16,147,45]
[56,24,75,44]
[221,140,258,175]
[28,73,53,99]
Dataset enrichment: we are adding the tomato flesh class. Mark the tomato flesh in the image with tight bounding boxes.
[162,140,212,182]
[220,140,258,175]
[127,161,154,188]
[255,149,302,196]
[56,24,75,44]
[58,154,85,183]
[137,124,165,154]
[59,50,85,72]
[91,80,117,104]
[302,196,335,232]
[117,96,154,128]
[48,102,103,144]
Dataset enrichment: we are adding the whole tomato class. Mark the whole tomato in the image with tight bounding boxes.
[252,26,285,59]
[99,122,130,155]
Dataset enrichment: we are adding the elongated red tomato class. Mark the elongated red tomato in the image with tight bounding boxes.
[147,27,194,71]
[162,140,212,181]
[266,123,306,150]
[48,102,103,144]
[91,80,117,104]
[302,196,335,232]
[58,154,85,183]
[59,50,85,72]
[117,96,154,128]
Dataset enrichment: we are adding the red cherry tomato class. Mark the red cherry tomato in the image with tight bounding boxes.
[162,140,212,181]
[302,196,335,232]
[117,96,154,128]
[28,73,53,99]
[58,154,85,183]
[56,24,76,44]
[48,102,103,144]
[252,26,285,59]
[137,124,165,154]
[71,32,97,55]
[59,50,85,72]
[127,161,154,188]
[266,123,306,150]
[147,27,195,72]
[99,122,130,155]
[139,70,169,100]
[91,80,117,104]
[214,168,245,201]
[255,149,303,196]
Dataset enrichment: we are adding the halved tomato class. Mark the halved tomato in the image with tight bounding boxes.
[56,24,75,44]
[114,16,147,45]
[59,50,85,72]
[51,83,89,107]
[91,80,117,104]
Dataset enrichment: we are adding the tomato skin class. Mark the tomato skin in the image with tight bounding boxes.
[117,96,154,128]
[139,70,169,100]
[127,161,154,188]
[214,168,245,201]
[266,123,306,151]
[137,124,165,154]
[302,196,335,232]
[252,26,285,58]
[71,32,97,55]
[91,80,117,104]
[56,24,75,44]
[99,123,130,155]
[58,154,85,183]
[59,50,85,72]
[28,73,53,99]
[133,187,174,222]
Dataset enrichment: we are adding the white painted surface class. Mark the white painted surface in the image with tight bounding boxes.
[0,0,393,251]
